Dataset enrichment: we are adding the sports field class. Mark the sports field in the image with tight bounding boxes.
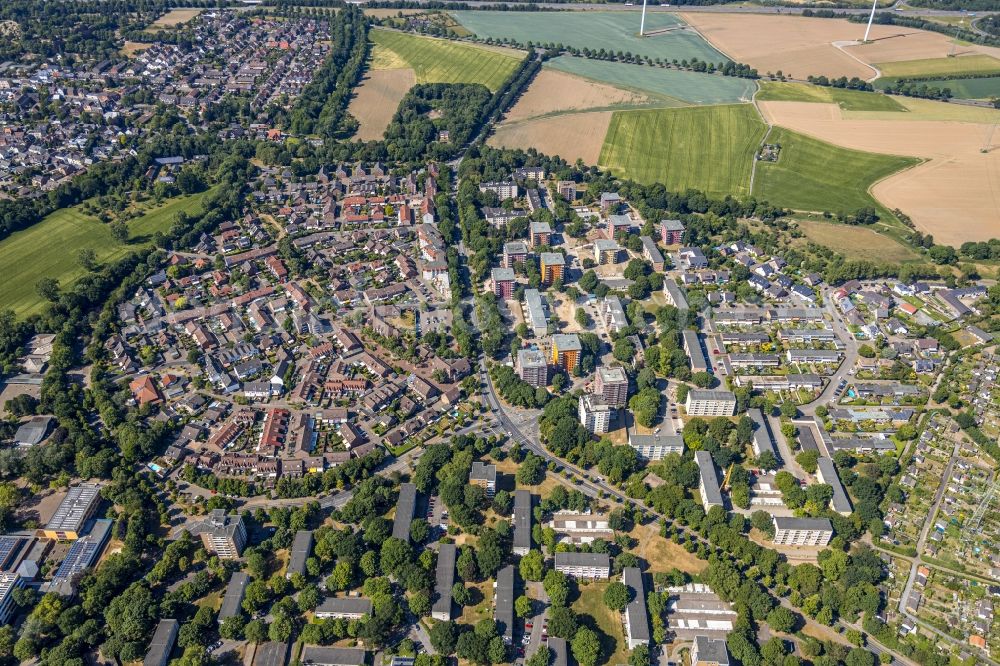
[599,104,766,198]
[370,29,523,91]
[753,126,919,217]
[908,76,1000,99]
[0,190,212,318]
[451,11,726,64]
[546,56,756,105]
[756,81,906,112]
[874,54,1000,79]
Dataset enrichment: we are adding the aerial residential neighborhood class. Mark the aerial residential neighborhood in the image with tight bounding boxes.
[0,2,998,666]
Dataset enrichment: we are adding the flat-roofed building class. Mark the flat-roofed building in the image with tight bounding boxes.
[523,289,548,337]
[393,483,418,541]
[512,490,532,556]
[539,252,565,286]
[666,583,737,640]
[695,451,724,512]
[0,535,32,572]
[517,348,548,388]
[549,511,613,544]
[315,596,373,620]
[45,518,112,595]
[628,432,684,461]
[623,567,650,648]
[594,239,621,265]
[492,267,516,300]
[663,279,688,310]
[218,571,250,623]
[685,390,736,417]
[772,516,833,547]
[640,236,665,271]
[579,394,611,434]
[816,457,853,515]
[301,647,367,666]
[594,365,629,407]
[683,330,709,375]
[555,552,610,579]
[692,635,730,666]
[549,637,569,666]
[787,349,841,364]
[747,409,777,459]
[433,543,457,620]
[660,219,684,245]
[504,241,529,268]
[143,619,179,666]
[495,565,516,645]
[602,296,629,333]
[287,530,314,579]
[551,333,581,372]
[530,221,552,248]
[189,509,246,559]
[40,483,102,540]
[0,573,23,625]
[470,462,497,498]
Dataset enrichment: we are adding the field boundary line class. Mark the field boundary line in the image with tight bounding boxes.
[834,40,882,81]
[749,80,771,196]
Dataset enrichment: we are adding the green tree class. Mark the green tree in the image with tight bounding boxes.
[571,627,602,666]
[515,595,533,618]
[603,581,630,611]
[519,550,544,581]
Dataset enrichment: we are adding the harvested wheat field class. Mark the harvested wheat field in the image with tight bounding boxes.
[489,112,612,165]
[148,8,201,29]
[348,68,415,140]
[504,69,649,123]
[683,13,1000,81]
[758,100,1000,245]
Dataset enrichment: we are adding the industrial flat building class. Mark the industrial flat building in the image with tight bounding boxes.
[40,483,102,540]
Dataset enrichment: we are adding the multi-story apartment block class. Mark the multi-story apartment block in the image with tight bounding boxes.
[523,288,548,337]
[479,181,518,199]
[470,462,497,498]
[772,516,833,547]
[189,509,247,559]
[491,267,516,300]
[556,181,576,201]
[551,333,581,372]
[315,597,373,620]
[640,236,665,271]
[554,552,611,579]
[695,451,724,512]
[683,329,709,375]
[628,432,685,461]
[816,457,853,515]
[579,394,612,434]
[433,543,456,621]
[548,511,613,544]
[530,221,552,248]
[685,390,737,417]
[602,296,628,333]
[594,239,621,265]
[594,365,629,407]
[660,219,685,245]
[503,241,529,268]
[623,567,650,649]
[39,483,102,541]
[539,252,565,286]
[663,278,688,310]
[512,490,532,556]
[517,348,548,387]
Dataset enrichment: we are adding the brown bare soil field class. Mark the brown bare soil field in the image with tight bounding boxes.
[504,69,649,123]
[148,9,202,28]
[759,100,1000,245]
[683,13,1000,80]
[348,68,415,141]
[489,111,612,165]
[121,41,152,57]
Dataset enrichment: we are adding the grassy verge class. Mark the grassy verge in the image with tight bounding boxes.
[756,81,907,112]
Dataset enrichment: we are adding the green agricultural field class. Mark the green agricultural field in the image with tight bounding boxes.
[897,75,1000,99]
[0,189,213,318]
[546,56,756,105]
[756,81,907,111]
[370,29,523,91]
[451,11,725,64]
[753,127,919,218]
[875,54,1000,79]
[599,104,766,198]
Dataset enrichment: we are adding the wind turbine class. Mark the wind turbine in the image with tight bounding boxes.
[640,0,648,36]
[863,0,878,43]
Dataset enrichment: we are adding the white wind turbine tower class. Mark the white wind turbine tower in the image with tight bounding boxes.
[640,0,648,36]
[863,0,879,43]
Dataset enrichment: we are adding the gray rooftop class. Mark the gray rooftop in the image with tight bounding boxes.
[301,647,366,666]
[46,483,102,533]
[623,567,650,643]
[747,409,777,458]
[816,457,853,514]
[218,571,250,622]
[694,636,730,666]
[470,462,497,484]
[539,252,565,266]
[392,484,418,541]
[315,597,373,616]
[433,543,457,617]
[513,490,532,552]
[254,641,289,666]
[551,333,581,352]
[288,530,313,578]
[773,516,833,532]
[13,415,53,446]
[555,551,611,569]
[695,451,723,507]
[688,389,736,403]
[143,619,179,666]
[492,267,516,282]
[495,565,516,643]
[549,637,568,666]
[518,348,547,369]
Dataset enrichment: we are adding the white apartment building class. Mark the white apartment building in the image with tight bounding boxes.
[772,516,833,547]
[579,394,611,434]
[685,390,737,417]
[554,552,611,579]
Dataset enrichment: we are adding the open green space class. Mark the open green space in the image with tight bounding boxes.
[571,582,629,666]
[370,29,523,91]
[451,11,726,64]
[599,104,765,198]
[756,81,907,111]
[546,55,756,105]
[753,127,919,217]
[875,54,1000,79]
[0,189,213,318]
[890,75,1000,99]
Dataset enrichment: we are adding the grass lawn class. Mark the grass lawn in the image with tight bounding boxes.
[599,104,766,198]
[370,29,523,91]
[0,188,213,318]
[793,219,922,264]
[752,126,918,217]
[451,10,726,64]
[546,56,756,106]
[627,522,707,575]
[571,581,629,666]
[756,81,907,111]
[875,54,1000,79]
